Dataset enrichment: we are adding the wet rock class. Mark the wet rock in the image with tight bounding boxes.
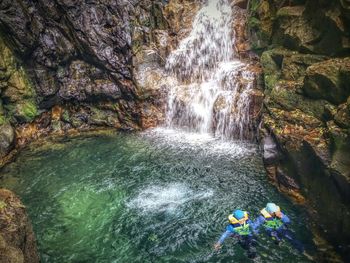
[248,0,275,50]
[232,6,251,57]
[262,135,280,165]
[275,5,315,51]
[163,0,201,46]
[304,57,350,105]
[334,97,350,128]
[87,106,121,129]
[58,61,122,102]
[249,0,350,258]
[250,0,350,55]
[33,66,60,99]
[0,38,38,124]
[276,167,300,190]
[0,189,39,263]
[0,0,43,55]
[276,2,349,55]
[0,124,15,158]
[232,0,248,9]
[60,1,132,78]
[0,0,171,140]
[33,28,76,69]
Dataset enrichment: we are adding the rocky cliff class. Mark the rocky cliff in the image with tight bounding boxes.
[0,0,171,158]
[248,0,350,258]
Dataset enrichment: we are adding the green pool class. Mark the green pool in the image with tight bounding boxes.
[0,128,314,262]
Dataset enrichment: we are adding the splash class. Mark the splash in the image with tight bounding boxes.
[128,183,213,214]
[165,0,258,140]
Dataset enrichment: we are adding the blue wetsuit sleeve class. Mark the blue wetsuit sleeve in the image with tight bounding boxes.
[217,230,232,245]
[281,213,291,224]
[251,215,265,233]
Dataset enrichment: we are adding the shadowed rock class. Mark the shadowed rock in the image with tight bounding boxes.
[0,189,39,263]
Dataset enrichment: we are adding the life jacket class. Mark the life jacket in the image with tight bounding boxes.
[260,208,284,230]
[228,212,250,236]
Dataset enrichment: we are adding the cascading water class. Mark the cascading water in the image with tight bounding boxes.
[165,0,258,140]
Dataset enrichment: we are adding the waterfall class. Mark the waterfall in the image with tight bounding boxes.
[165,0,257,140]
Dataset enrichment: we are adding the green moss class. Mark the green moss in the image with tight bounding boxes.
[264,74,279,91]
[61,110,70,123]
[0,36,37,124]
[276,8,291,17]
[249,0,261,14]
[17,101,38,122]
[248,17,261,29]
[0,201,6,210]
[0,115,6,125]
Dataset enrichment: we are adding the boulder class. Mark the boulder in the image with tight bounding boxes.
[262,135,281,165]
[303,57,350,105]
[0,189,39,263]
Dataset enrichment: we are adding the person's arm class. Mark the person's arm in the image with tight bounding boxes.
[217,230,232,245]
[275,211,290,224]
[214,226,234,250]
[251,215,265,233]
[280,213,291,224]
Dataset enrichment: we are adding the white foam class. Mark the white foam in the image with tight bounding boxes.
[142,128,257,158]
[127,183,213,213]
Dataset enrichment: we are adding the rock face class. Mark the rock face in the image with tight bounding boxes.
[0,0,170,148]
[248,0,350,259]
[0,189,39,263]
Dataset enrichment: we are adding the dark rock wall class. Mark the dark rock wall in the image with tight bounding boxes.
[248,0,350,258]
[0,0,169,156]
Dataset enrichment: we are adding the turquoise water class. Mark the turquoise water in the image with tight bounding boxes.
[0,128,314,262]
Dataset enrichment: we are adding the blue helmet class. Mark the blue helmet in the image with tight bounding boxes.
[266,203,280,214]
[233,209,245,220]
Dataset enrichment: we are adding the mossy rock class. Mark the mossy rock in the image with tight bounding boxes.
[14,101,38,123]
[0,114,6,126]
[88,107,120,128]
[248,17,261,29]
[0,233,6,249]
[61,110,71,123]
[0,36,37,126]
[276,5,305,18]
[249,0,261,14]
[268,80,327,120]
[0,124,15,157]
[0,200,7,210]
[281,53,328,81]
[0,246,24,263]
[303,57,350,105]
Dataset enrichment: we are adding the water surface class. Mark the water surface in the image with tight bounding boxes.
[1,128,313,262]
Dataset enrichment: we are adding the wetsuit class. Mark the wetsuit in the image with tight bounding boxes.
[217,219,257,258]
[252,211,304,253]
